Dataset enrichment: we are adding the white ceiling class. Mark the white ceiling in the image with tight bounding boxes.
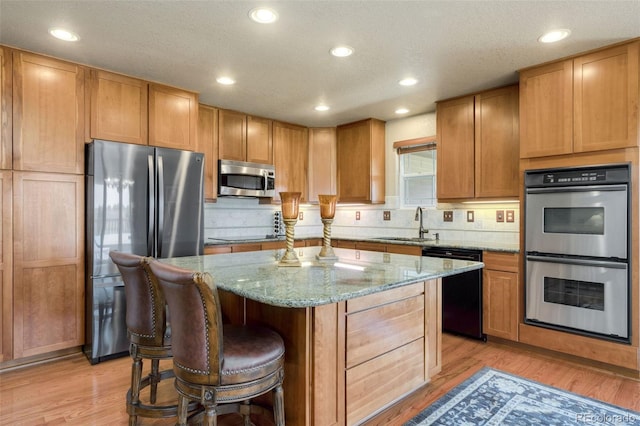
[1,1,639,127]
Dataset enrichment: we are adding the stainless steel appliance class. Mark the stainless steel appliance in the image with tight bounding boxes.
[524,164,630,342]
[218,159,275,198]
[422,247,485,341]
[84,140,204,363]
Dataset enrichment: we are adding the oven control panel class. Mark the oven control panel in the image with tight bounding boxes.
[526,164,630,188]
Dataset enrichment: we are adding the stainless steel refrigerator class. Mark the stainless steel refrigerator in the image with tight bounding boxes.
[84,140,204,364]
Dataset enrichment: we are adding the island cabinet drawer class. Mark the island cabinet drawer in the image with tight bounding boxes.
[346,338,425,425]
[346,294,424,368]
[346,282,424,313]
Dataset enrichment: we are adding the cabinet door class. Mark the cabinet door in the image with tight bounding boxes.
[475,85,519,198]
[0,171,12,362]
[308,127,336,203]
[13,51,85,174]
[519,60,573,158]
[13,172,84,358]
[273,121,308,202]
[574,41,639,152]
[197,105,218,201]
[246,116,273,164]
[148,83,197,151]
[90,69,148,145]
[0,46,11,170]
[482,251,519,341]
[336,118,385,204]
[218,109,247,161]
[436,95,475,199]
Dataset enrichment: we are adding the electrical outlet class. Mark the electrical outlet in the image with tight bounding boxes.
[443,211,453,222]
[299,211,304,220]
[383,211,391,221]
[467,210,474,222]
[506,210,515,223]
[355,211,361,220]
[496,210,505,222]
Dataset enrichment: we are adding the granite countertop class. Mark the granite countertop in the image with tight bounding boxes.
[206,235,519,253]
[160,247,484,308]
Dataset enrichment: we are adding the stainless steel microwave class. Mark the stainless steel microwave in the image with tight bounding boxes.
[218,159,275,197]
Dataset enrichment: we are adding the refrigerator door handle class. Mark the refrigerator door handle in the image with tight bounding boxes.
[157,155,165,258]
[148,154,155,256]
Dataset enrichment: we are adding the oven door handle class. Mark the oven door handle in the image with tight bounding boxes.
[526,184,628,194]
[526,255,627,269]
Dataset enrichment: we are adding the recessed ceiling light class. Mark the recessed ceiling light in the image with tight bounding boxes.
[49,27,79,42]
[399,78,418,86]
[249,7,278,24]
[216,76,236,85]
[538,29,571,43]
[314,105,330,112]
[395,108,410,115]
[330,45,354,58]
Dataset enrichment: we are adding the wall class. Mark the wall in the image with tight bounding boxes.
[204,112,519,246]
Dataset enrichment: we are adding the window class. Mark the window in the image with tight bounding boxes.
[394,137,437,207]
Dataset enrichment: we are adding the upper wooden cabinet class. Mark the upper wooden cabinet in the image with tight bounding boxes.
[13,51,85,174]
[436,95,475,199]
[336,118,385,204]
[273,121,308,202]
[0,47,11,170]
[148,83,198,151]
[308,127,337,203]
[90,69,148,145]
[197,104,218,202]
[436,85,519,200]
[218,109,273,164]
[474,85,519,198]
[520,40,639,158]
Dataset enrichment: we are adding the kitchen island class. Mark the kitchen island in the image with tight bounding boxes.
[161,247,483,425]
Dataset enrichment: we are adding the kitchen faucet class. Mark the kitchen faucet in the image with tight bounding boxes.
[415,207,428,239]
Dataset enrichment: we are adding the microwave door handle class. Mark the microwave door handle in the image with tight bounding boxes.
[526,184,628,194]
[263,171,268,192]
[526,255,627,269]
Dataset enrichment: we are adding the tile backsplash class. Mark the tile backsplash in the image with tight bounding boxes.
[205,197,519,245]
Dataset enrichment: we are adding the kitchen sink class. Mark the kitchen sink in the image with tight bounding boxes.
[374,237,435,243]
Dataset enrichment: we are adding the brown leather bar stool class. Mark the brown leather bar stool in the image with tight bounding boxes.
[109,251,187,425]
[149,260,286,426]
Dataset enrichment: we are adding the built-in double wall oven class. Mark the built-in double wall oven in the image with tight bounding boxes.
[524,164,631,343]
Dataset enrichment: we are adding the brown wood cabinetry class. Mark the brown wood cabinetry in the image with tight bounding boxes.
[436,95,475,199]
[90,70,148,145]
[437,85,519,200]
[13,51,85,174]
[520,40,639,158]
[148,83,197,151]
[12,172,84,359]
[308,127,336,203]
[0,171,11,362]
[332,239,422,256]
[197,105,218,201]
[90,70,198,151]
[273,121,308,202]
[0,47,11,170]
[482,251,519,341]
[336,118,385,204]
[218,109,273,164]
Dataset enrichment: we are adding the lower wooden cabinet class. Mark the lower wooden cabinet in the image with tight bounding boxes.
[483,251,519,341]
[12,172,84,359]
[0,171,12,362]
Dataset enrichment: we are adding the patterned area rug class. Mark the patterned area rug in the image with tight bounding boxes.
[405,367,640,425]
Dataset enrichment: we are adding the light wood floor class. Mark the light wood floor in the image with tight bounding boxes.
[1,334,639,425]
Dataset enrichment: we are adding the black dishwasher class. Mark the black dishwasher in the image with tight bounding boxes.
[422,247,486,341]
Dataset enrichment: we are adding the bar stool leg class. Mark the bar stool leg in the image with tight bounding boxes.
[149,359,160,404]
[129,345,142,426]
[273,384,285,426]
